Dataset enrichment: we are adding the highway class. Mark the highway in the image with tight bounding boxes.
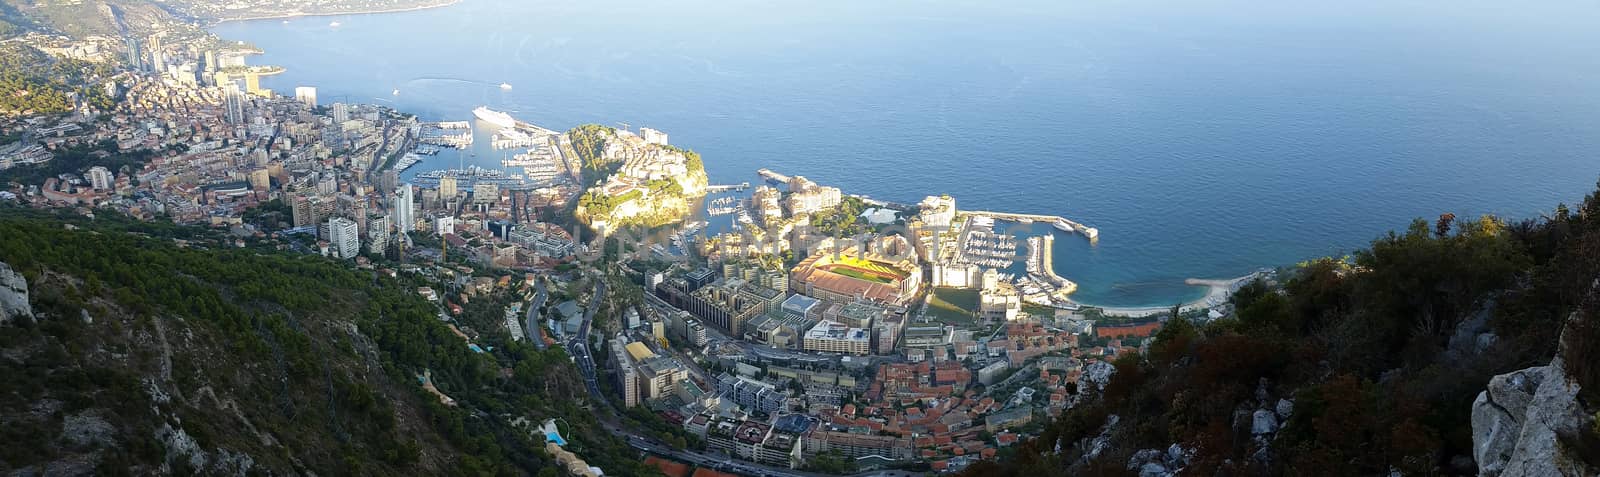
[525,279,548,350]
[565,279,608,408]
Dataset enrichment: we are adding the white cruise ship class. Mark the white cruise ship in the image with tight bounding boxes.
[472,106,517,129]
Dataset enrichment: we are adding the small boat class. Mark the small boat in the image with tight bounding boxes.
[281,20,289,24]
[329,21,341,27]
[499,83,513,90]
[392,89,400,96]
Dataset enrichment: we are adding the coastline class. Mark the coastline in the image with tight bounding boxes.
[1073,271,1266,318]
[206,10,1267,315]
[208,0,462,25]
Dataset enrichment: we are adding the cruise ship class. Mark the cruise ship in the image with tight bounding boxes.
[472,106,517,129]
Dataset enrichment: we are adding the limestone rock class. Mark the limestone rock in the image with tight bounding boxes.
[1138,462,1170,477]
[1083,360,1116,393]
[1472,358,1600,477]
[1252,409,1279,435]
[157,424,208,471]
[1275,398,1295,420]
[0,262,31,322]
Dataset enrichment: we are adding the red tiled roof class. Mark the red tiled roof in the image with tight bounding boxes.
[645,456,692,477]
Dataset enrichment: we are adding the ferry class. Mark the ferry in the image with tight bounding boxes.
[472,106,517,129]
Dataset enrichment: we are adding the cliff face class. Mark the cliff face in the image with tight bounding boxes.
[0,262,29,322]
[1473,322,1600,477]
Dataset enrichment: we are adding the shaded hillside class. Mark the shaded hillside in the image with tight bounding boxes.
[0,0,178,38]
[962,180,1600,476]
[0,209,660,476]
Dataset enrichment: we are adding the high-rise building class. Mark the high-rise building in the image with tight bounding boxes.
[124,37,142,71]
[438,176,458,198]
[86,166,113,190]
[328,217,360,259]
[222,83,246,125]
[392,184,415,233]
[146,35,164,72]
[292,194,332,228]
[203,50,217,73]
[379,170,398,195]
[366,214,390,255]
[331,103,350,123]
[434,214,456,236]
[611,337,640,408]
[294,86,318,109]
[244,73,262,96]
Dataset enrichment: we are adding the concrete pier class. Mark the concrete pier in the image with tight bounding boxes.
[756,168,790,185]
[963,210,1099,241]
[705,182,750,193]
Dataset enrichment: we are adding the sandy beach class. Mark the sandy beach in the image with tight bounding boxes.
[1072,271,1267,318]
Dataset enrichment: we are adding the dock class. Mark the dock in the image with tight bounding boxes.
[756,168,790,185]
[963,210,1099,241]
[705,182,750,193]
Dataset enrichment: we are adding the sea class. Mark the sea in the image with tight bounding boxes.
[212,0,1600,308]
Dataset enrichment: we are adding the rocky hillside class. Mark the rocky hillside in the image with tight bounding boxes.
[0,0,182,38]
[569,124,710,230]
[0,210,660,476]
[962,181,1600,477]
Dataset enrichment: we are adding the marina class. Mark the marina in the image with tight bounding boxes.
[393,153,423,173]
[491,128,543,149]
[1023,235,1078,307]
[964,210,1099,241]
[419,123,472,148]
[411,166,541,191]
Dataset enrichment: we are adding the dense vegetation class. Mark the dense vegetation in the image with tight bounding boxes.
[962,181,1600,476]
[0,139,162,187]
[0,44,116,115]
[567,123,618,184]
[808,195,870,236]
[0,209,661,476]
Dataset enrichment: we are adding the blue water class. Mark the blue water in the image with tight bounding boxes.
[214,0,1600,307]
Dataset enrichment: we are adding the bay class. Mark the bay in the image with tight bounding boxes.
[213,0,1600,307]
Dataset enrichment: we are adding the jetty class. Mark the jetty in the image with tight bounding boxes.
[963,210,1099,241]
[705,182,750,193]
[757,168,790,185]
